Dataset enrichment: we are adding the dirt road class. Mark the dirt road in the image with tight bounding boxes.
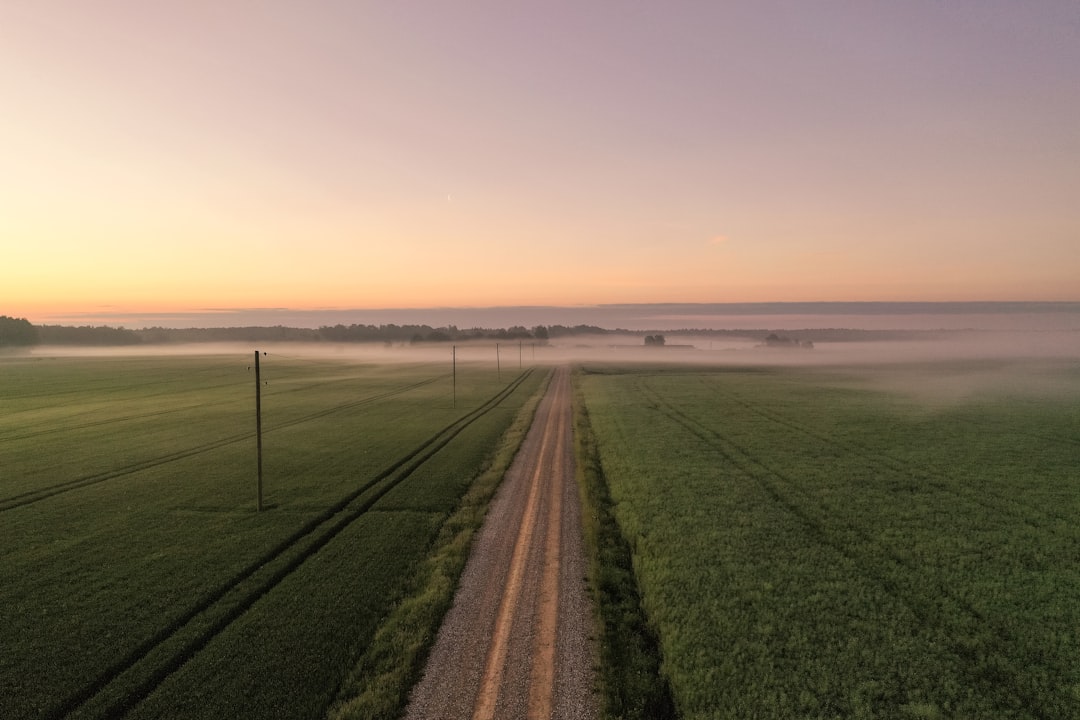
[405,367,596,720]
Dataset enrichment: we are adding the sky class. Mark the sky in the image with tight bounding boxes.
[3,1,1079,326]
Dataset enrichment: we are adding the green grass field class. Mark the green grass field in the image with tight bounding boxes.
[0,349,545,720]
[10,348,1079,720]
[576,359,1080,720]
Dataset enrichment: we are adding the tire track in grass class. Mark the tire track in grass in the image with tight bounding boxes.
[0,376,444,512]
[701,375,1077,529]
[958,416,1080,448]
[0,365,249,438]
[686,377,1080,714]
[637,377,1071,720]
[0,395,242,443]
[0,369,241,403]
[1,358,394,433]
[50,370,533,720]
[939,391,1080,449]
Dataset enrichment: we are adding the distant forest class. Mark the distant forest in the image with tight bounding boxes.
[2,318,576,347]
[0,315,956,348]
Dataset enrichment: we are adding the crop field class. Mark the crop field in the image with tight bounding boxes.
[0,349,545,720]
[577,359,1080,719]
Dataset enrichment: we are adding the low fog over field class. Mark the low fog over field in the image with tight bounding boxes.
[20,329,1078,363]
[14,305,1078,414]
[32,302,1080,334]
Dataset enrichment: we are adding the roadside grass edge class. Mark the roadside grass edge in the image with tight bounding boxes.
[572,369,678,720]
[326,368,553,720]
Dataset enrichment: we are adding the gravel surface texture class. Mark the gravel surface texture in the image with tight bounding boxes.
[405,367,597,720]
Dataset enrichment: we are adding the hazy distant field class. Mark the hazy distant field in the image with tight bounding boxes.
[577,359,1080,719]
[0,350,543,719]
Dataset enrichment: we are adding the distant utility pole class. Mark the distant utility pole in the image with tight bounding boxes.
[518,340,522,369]
[496,343,501,381]
[452,345,457,409]
[254,350,264,512]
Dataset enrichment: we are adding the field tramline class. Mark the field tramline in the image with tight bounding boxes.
[8,348,1079,720]
[0,351,544,719]
[577,360,1080,719]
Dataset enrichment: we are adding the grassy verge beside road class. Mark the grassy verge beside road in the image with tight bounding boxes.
[572,369,676,720]
[326,368,551,720]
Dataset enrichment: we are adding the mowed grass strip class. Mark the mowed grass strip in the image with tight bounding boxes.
[0,353,540,720]
[578,361,1080,720]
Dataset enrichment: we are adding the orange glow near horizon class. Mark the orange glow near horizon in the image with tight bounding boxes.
[3,3,1078,322]
[11,270,1080,328]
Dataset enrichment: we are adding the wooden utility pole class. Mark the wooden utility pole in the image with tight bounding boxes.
[452,345,457,408]
[254,350,263,512]
[518,340,522,369]
[496,343,501,381]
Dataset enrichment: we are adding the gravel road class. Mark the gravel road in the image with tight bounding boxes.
[404,367,597,720]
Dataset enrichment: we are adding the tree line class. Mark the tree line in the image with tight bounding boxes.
[0,314,959,348]
[0,316,39,346]
[0,317,564,347]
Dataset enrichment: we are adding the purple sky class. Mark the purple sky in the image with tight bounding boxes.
[3,1,1079,320]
